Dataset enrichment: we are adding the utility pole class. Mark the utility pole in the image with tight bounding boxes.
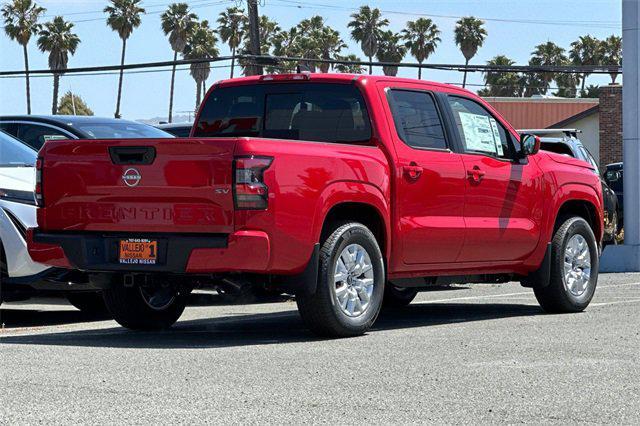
[600,0,640,272]
[247,0,263,76]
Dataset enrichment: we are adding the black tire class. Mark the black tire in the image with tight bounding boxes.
[534,217,599,313]
[66,292,109,315]
[296,222,385,338]
[603,210,618,246]
[0,243,6,305]
[383,284,418,308]
[102,277,188,330]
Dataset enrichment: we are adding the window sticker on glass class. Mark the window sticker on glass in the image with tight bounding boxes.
[489,118,503,156]
[459,111,497,154]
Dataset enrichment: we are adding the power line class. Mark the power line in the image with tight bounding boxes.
[3,0,620,29]
[0,64,233,79]
[0,55,622,77]
[41,0,225,18]
[1,0,233,27]
[0,56,235,76]
[268,0,621,29]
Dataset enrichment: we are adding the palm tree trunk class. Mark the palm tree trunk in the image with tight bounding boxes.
[580,73,587,93]
[462,58,469,88]
[23,44,31,115]
[168,51,177,123]
[418,62,422,80]
[115,38,127,118]
[52,73,60,115]
[195,80,202,112]
[230,46,235,79]
[368,56,372,75]
[610,73,617,84]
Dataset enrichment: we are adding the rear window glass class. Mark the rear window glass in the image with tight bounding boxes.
[73,122,174,139]
[0,130,37,167]
[193,83,371,144]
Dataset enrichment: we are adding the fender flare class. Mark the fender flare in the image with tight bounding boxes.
[311,180,391,260]
[523,182,603,286]
[546,182,603,241]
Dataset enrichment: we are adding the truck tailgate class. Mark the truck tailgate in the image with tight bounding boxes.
[38,138,236,234]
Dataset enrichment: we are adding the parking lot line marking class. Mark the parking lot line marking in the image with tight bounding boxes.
[416,282,640,305]
[590,298,640,307]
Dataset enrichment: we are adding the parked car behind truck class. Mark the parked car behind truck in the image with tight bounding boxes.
[0,130,96,310]
[0,115,173,151]
[518,129,620,244]
[28,74,604,337]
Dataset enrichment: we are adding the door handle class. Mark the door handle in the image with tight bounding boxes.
[403,163,423,180]
[467,167,485,182]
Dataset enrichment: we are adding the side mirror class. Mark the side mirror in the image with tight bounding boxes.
[520,134,541,157]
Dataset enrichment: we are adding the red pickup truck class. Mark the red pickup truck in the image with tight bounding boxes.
[28,73,603,337]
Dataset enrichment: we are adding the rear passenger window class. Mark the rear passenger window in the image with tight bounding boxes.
[16,124,70,150]
[194,83,371,144]
[387,90,447,150]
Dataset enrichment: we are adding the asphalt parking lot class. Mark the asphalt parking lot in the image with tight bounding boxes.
[1,273,639,424]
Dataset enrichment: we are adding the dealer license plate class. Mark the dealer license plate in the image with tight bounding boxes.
[119,238,158,265]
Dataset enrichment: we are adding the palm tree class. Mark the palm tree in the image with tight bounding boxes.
[258,15,279,43]
[217,7,247,79]
[104,0,145,118]
[530,41,567,94]
[36,16,80,115]
[454,17,487,88]
[402,18,440,79]
[161,3,198,123]
[272,27,303,72]
[348,6,389,75]
[1,0,46,114]
[601,35,622,84]
[569,35,602,93]
[183,20,219,111]
[554,71,579,98]
[239,15,280,75]
[479,55,520,97]
[334,54,366,74]
[519,68,546,97]
[375,31,407,77]
[295,16,345,73]
[581,84,601,98]
[315,26,346,73]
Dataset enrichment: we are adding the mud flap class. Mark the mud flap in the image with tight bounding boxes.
[280,243,320,296]
[520,243,552,288]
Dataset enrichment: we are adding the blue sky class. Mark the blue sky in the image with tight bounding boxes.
[0,0,622,121]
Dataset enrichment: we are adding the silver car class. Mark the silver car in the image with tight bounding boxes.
[0,130,104,312]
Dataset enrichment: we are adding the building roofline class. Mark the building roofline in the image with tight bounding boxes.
[547,104,600,128]
[482,97,599,104]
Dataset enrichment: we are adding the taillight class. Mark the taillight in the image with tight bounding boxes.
[35,156,44,206]
[234,156,273,210]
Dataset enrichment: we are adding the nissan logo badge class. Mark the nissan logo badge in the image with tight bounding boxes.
[122,168,142,187]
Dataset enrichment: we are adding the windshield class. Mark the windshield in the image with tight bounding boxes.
[580,146,600,173]
[73,122,174,139]
[0,130,37,167]
[193,83,372,144]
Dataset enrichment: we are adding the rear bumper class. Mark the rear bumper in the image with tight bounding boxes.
[27,229,271,274]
